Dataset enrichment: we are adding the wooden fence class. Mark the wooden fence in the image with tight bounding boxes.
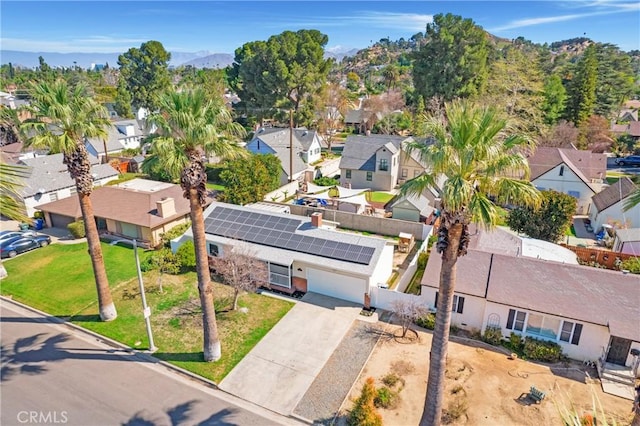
[560,244,637,269]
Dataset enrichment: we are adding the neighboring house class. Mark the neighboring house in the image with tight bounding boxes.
[339,134,431,191]
[37,178,203,247]
[589,177,640,231]
[18,153,119,217]
[612,228,640,255]
[385,192,435,223]
[171,202,394,305]
[421,249,639,374]
[85,126,126,161]
[526,147,607,214]
[246,127,324,185]
[611,101,640,141]
[85,119,149,162]
[344,109,380,134]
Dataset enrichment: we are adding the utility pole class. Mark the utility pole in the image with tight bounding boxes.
[289,109,293,183]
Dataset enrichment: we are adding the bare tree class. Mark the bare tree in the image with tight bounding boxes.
[390,299,429,338]
[208,245,268,311]
[538,120,579,148]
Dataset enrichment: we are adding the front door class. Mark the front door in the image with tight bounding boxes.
[606,336,632,365]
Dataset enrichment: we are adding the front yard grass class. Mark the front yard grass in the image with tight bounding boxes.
[0,243,293,383]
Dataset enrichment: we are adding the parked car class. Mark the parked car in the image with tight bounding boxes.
[614,155,640,167]
[0,235,51,258]
[0,230,37,243]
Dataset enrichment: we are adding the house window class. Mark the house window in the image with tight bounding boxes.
[366,172,373,181]
[506,309,526,332]
[568,190,580,198]
[401,168,408,178]
[345,170,352,179]
[208,244,219,257]
[559,165,565,176]
[559,321,583,345]
[379,159,388,171]
[49,192,58,201]
[526,314,560,340]
[434,292,464,314]
[269,262,291,288]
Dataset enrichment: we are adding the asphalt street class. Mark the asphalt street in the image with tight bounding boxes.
[0,299,301,426]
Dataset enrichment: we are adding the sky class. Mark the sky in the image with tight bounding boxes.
[1,0,639,56]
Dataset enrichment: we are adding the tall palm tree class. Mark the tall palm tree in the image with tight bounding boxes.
[0,160,30,279]
[402,100,540,426]
[623,186,640,212]
[145,89,246,361]
[21,79,117,321]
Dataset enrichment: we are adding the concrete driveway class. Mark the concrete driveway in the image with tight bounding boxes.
[218,292,364,416]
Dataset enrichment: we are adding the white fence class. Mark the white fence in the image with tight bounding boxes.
[370,286,425,311]
[394,238,432,293]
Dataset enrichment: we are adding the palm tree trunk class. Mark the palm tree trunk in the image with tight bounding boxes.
[78,192,116,321]
[188,188,221,362]
[420,222,463,426]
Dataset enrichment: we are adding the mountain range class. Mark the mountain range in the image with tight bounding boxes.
[0,46,361,69]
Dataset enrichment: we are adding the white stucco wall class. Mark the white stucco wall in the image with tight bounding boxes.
[590,200,640,232]
[369,243,394,288]
[533,165,596,214]
[420,286,486,331]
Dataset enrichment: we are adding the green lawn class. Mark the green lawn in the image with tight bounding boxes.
[605,171,633,185]
[1,242,293,383]
[206,182,226,192]
[369,191,395,204]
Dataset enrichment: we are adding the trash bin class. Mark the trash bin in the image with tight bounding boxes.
[34,218,44,230]
[19,223,30,231]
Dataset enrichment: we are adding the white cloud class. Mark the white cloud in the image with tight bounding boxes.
[275,12,433,33]
[0,36,148,53]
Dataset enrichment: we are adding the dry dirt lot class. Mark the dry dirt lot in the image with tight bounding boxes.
[339,322,634,426]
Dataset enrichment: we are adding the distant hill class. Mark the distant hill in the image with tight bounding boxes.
[324,47,360,63]
[180,53,234,69]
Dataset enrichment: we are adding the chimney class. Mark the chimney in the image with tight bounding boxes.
[311,212,322,228]
[156,197,176,218]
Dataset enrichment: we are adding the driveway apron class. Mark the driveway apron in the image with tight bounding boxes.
[218,292,362,416]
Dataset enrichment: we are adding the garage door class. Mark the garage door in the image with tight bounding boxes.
[49,213,75,229]
[307,268,366,304]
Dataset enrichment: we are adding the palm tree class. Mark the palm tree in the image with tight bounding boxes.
[0,161,30,279]
[402,100,540,426]
[145,88,246,361]
[623,186,640,212]
[21,79,117,321]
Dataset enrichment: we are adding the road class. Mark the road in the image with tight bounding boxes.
[0,299,301,426]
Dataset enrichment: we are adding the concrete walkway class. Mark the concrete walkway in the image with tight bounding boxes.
[218,292,365,417]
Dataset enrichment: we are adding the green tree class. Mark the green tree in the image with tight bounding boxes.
[401,100,540,426]
[541,74,567,125]
[412,13,490,105]
[218,154,282,205]
[144,88,246,362]
[507,190,577,242]
[118,40,171,112]
[230,29,331,115]
[565,44,598,126]
[593,43,635,119]
[114,78,134,118]
[22,79,117,321]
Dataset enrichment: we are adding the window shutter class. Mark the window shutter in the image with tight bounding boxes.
[457,296,465,314]
[434,292,438,308]
[571,324,582,345]
[506,309,515,329]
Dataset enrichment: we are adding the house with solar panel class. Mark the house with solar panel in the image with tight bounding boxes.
[246,127,324,185]
[171,201,395,304]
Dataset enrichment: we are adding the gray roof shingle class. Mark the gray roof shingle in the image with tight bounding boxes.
[339,135,410,171]
[592,177,637,212]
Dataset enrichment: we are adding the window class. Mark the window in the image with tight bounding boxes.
[366,171,373,181]
[379,159,388,171]
[345,170,351,179]
[559,165,565,176]
[559,321,582,345]
[434,292,464,314]
[401,168,408,178]
[506,309,526,332]
[269,262,291,288]
[568,190,580,198]
[526,314,560,340]
[208,244,219,257]
[49,192,58,201]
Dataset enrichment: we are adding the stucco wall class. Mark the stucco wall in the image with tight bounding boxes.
[591,200,640,231]
[421,286,487,331]
[533,165,595,214]
[342,169,394,191]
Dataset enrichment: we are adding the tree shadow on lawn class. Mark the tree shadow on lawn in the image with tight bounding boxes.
[153,352,205,363]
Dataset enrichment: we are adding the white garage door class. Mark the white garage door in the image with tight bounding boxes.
[307,268,366,304]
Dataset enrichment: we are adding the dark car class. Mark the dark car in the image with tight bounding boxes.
[615,155,640,167]
[0,230,37,243]
[0,235,51,258]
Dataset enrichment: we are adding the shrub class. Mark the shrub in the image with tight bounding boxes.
[381,372,402,388]
[417,251,429,269]
[482,326,503,346]
[313,176,339,187]
[415,312,436,330]
[205,163,225,183]
[442,399,468,424]
[619,257,640,274]
[175,240,196,270]
[33,211,44,219]
[67,220,85,239]
[523,337,563,363]
[509,332,524,350]
[374,386,400,409]
[140,248,180,274]
[160,222,191,248]
[348,377,382,426]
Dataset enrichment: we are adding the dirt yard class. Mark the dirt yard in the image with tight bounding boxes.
[339,322,634,426]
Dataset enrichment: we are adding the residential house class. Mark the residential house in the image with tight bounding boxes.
[344,109,380,134]
[526,147,607,214]
[612,228,640,255]
[246,127,324,185]
[37,178,203,247]
[385,193,435,223]
[339,135,431,191]
[589,177,640,231]
[18,153,119,217]
[611,100,640,142]
[171,202,394,305]
[84,126,125,161]
[84,119,149,162]
[421,249,639,376]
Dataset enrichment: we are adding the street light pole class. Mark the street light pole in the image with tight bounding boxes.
[111,238,156,352]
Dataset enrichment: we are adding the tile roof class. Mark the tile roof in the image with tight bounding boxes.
[592,177,637,212]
